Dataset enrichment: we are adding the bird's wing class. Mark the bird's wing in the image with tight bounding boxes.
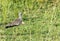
[12,18,22,25]
[6,18,22,27]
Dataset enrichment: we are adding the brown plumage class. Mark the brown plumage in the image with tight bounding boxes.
[6,12,23,28]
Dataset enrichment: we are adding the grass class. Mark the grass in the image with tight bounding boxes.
[0,0,60,41]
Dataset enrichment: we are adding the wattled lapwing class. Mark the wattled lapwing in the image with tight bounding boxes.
[5,12,24,28]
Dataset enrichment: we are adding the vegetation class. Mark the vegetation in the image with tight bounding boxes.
[0,0,60,41]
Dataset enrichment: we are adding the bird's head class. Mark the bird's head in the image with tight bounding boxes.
[19,12,22,16]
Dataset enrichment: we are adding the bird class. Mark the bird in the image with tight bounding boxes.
[5,12,24,28]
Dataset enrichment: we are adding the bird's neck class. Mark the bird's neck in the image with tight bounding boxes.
[19,15,22,20]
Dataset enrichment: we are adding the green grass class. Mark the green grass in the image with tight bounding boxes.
[0,0,60,41]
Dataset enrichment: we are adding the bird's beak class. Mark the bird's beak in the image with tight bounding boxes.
[22,21,25,24]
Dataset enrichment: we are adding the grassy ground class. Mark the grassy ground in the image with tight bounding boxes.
[0,0,60,41]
